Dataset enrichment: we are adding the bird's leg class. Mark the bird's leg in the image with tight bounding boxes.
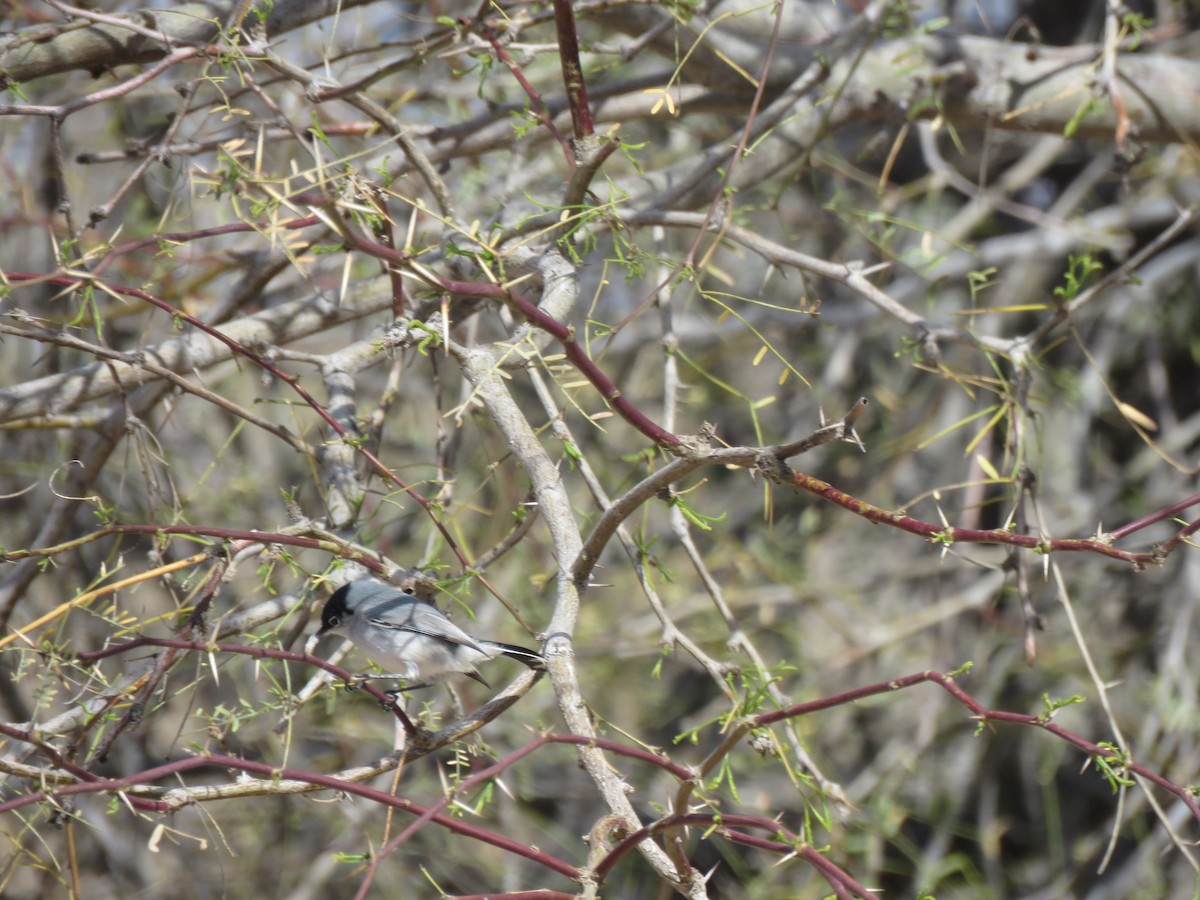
[382,682,432,702]
[350,671,411,683]
[345,673,434,708]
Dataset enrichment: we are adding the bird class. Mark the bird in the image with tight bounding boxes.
[306,578,544,690]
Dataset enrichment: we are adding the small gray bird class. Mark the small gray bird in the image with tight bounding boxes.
[308,578,544,689]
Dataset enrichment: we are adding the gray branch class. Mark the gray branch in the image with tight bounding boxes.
[0,286,390,424]
[1,0,378,86]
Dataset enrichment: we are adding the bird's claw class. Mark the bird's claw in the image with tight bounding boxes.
[345,673,373,692]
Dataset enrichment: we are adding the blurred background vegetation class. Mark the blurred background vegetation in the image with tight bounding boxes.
[2,0,1199,897]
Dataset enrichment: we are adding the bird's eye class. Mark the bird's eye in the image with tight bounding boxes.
[328,615,341,627]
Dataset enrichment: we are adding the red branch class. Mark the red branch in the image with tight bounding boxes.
[3,271,476,569]
[478,20,575,168]
[0,47,198,119]
[76,636,418,734]
[755,669,1200,825]
[0,522,389,567]
[790,471,1191,567]
[94,216,322,274]
[1110,490,1200,543]
[0,721,163,812]
[3,665,1195,890]
[0,753,581,881]
[317,216,682,448]
[594,812,873,898]
[448,893,575,900]
[551,0,594,139]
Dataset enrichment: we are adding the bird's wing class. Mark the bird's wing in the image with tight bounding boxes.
[365,599,489,654]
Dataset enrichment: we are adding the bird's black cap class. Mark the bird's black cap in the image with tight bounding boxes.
[315,583,353,636]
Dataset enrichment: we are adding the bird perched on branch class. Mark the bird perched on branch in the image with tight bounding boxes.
[306,578,544,690]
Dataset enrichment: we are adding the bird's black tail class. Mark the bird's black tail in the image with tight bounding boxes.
[482,641,546,671]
